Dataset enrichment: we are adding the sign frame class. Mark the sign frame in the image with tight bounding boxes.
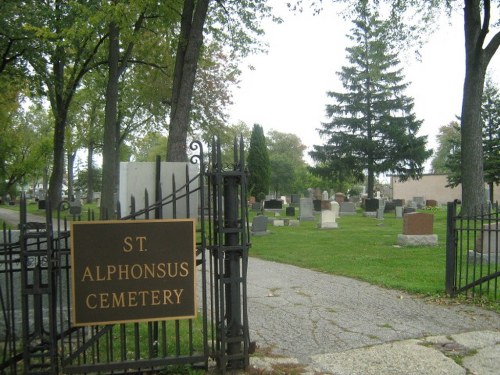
[70,219,197,326]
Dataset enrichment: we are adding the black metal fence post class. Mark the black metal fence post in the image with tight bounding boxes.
[446,200,458,296]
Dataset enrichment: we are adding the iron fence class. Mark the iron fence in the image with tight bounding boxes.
[446,200,500,301]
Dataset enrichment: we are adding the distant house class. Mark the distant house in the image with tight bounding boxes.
[390,174,500,206]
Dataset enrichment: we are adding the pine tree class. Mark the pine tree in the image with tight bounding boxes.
[310,0,431,198]
[247,124,270,201]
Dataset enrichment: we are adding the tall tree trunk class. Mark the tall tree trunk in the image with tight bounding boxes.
[86,140,94,204]
[460,0,500,215]
[67,151,76,200]
[166,0,209,161]
[101,21,120,219]
[48,36,67,208]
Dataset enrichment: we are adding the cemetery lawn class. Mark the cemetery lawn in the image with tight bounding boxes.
[249,209,448,296]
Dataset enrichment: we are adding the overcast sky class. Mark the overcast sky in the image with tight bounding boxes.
[228,1,500,172]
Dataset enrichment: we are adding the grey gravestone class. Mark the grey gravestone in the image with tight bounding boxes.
[251,215,269,235]
[290,194,301,207]
[340,201,355,216]
[395,206,404,218]
[322,191,329,200]
[299,198,314,221]
[404,207,417,214]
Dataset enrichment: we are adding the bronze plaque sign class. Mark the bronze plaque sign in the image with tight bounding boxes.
[71,220,196,326]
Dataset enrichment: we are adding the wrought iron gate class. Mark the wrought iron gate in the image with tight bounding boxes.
[0,138,250,374]
[446,200,500,301]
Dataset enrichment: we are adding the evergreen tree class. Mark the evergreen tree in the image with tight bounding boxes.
[445,78,500,201]
[247,124,270,201]
[310,0,431,198]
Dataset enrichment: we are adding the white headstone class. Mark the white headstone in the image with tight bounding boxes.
[322,190,329,200]
[320,210,338,229]
[331,201,340,219]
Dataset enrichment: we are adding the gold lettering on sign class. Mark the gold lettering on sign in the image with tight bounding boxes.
[83,289,185,309]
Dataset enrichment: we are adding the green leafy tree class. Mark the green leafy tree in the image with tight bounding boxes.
[311,1,431,199]
[166,0,277,161]
[431,121,461,174]
[444,78,500,201]
[247,124,270,200]
[267,130,307,195]
[482,78,500,202]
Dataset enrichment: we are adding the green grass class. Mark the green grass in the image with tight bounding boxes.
[249,208,448,296]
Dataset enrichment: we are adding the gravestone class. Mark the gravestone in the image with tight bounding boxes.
[397,212,437,246]
[322,190,329,201]
[273,219,285,227]
[251,202,262,211]
[426,199,437,207]
[299,198,314,221]
[413,196,426,209]
[365,198,379,212]
[334,192,346,204]
[395,206,404,218]
[251,215,269,236]
[393,199,404,207]
[376,208,384,220]
[290,194,301,207]
[264,199,283,210]
[313,199,322,212]
[339,201,355,216]
[384,201,396,213]
[404,207,416,214]
[285,206,296,217]
[319,210,338,229]
[321,200,331,210]
[469,223,500,264]
[331,201,340,218]
[249,196,256,204]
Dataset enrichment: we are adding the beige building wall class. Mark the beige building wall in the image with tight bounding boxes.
[390,174,500,206]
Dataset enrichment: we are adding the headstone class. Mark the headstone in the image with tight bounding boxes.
[321,200,331,210]
[395,206,404,218]
[334,192,346,204]
[397,212,438,246]
[384,201,396,213]
[313,199,322,212]
[264,199,283,210]
[331,201,340,218]
[251,202,262,211]
[285,206,296,217]
[288,219,300,227]
[365,198,379,212]
[319,210,338,229]
[249,196,256,204]
[339,201,355,216]
[322,190,329,201]
[299,198,314,221]
[413,196,426,209]
[290,194,301,207]
[393,199,404,207]
[404,207,416,214]
[376,208,384,220]
[426,199,437,207]
[313,188,322,200]
[403,212,434,235]
[273,219,285,227]
[251,215,269,235]
[469,223,499,264]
